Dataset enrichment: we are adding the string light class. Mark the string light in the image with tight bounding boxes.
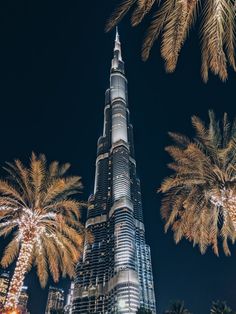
[4,207,58,310]
[0,154,83,312]
[210,187,236,228]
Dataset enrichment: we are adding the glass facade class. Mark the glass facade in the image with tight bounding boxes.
[45,286,65,314]
[0,271,10,308]
[65,282,75,314]
[72,29,156,314]
[18,286,29,314]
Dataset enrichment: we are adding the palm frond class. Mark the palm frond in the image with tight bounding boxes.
[142,0,174,61]
[160,112,236,255]
[30,152,46,207]
[131,0,156,26]
[1,236,20,267]
[108,0,236,82]
[106,0,137,32]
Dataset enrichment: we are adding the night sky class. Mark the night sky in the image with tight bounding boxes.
[0,1,236,314]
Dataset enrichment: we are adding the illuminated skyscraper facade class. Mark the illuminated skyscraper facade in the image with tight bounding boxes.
[64,282,75,314]
[45,286,64,314]
[0,271,10,308]
[18,286,29,314]
[72,29,156,314]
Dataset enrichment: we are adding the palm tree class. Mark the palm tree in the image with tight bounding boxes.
[106,0,236,82]
[210,301,234,314]
[159,111,236,256]
[164,300,191,314]
[0,153,85,310]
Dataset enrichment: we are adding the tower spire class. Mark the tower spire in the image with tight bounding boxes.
[115,26,119,42]
[114,26,122,61]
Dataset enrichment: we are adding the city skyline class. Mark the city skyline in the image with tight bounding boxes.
[0,0,235,313]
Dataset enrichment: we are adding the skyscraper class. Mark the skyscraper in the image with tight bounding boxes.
[0,271,10,308]
[18,286,29,314]
[64,282,75,314]
[45,286,64,314]
[72,29,156,314]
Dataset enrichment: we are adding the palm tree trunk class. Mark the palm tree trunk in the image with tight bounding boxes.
[4,239,34,310]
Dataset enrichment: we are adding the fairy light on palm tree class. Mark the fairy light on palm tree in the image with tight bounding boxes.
[0,153,86,310]
[160,111,236,256]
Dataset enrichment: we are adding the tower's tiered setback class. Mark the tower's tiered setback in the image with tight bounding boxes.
[72,29,156,314]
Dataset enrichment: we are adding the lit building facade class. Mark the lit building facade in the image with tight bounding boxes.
[45,286,64,314]
[18,286,29,314]
[72,29,156,314]
[0,271,10,308]
[64,282,75,314]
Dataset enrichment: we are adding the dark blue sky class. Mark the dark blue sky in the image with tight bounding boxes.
[0,0,235,313]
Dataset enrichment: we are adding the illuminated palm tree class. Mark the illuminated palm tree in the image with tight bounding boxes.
[164,300,191,314]
[106,0,236,82]
[0,154,85,310]
[210,301,234,314]
[159,111,236,256]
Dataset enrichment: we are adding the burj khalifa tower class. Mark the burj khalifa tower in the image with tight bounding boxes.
[72,29,156,314]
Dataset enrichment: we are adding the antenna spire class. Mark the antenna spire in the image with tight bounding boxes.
[115,26,120,43]
[114,26,122,61]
